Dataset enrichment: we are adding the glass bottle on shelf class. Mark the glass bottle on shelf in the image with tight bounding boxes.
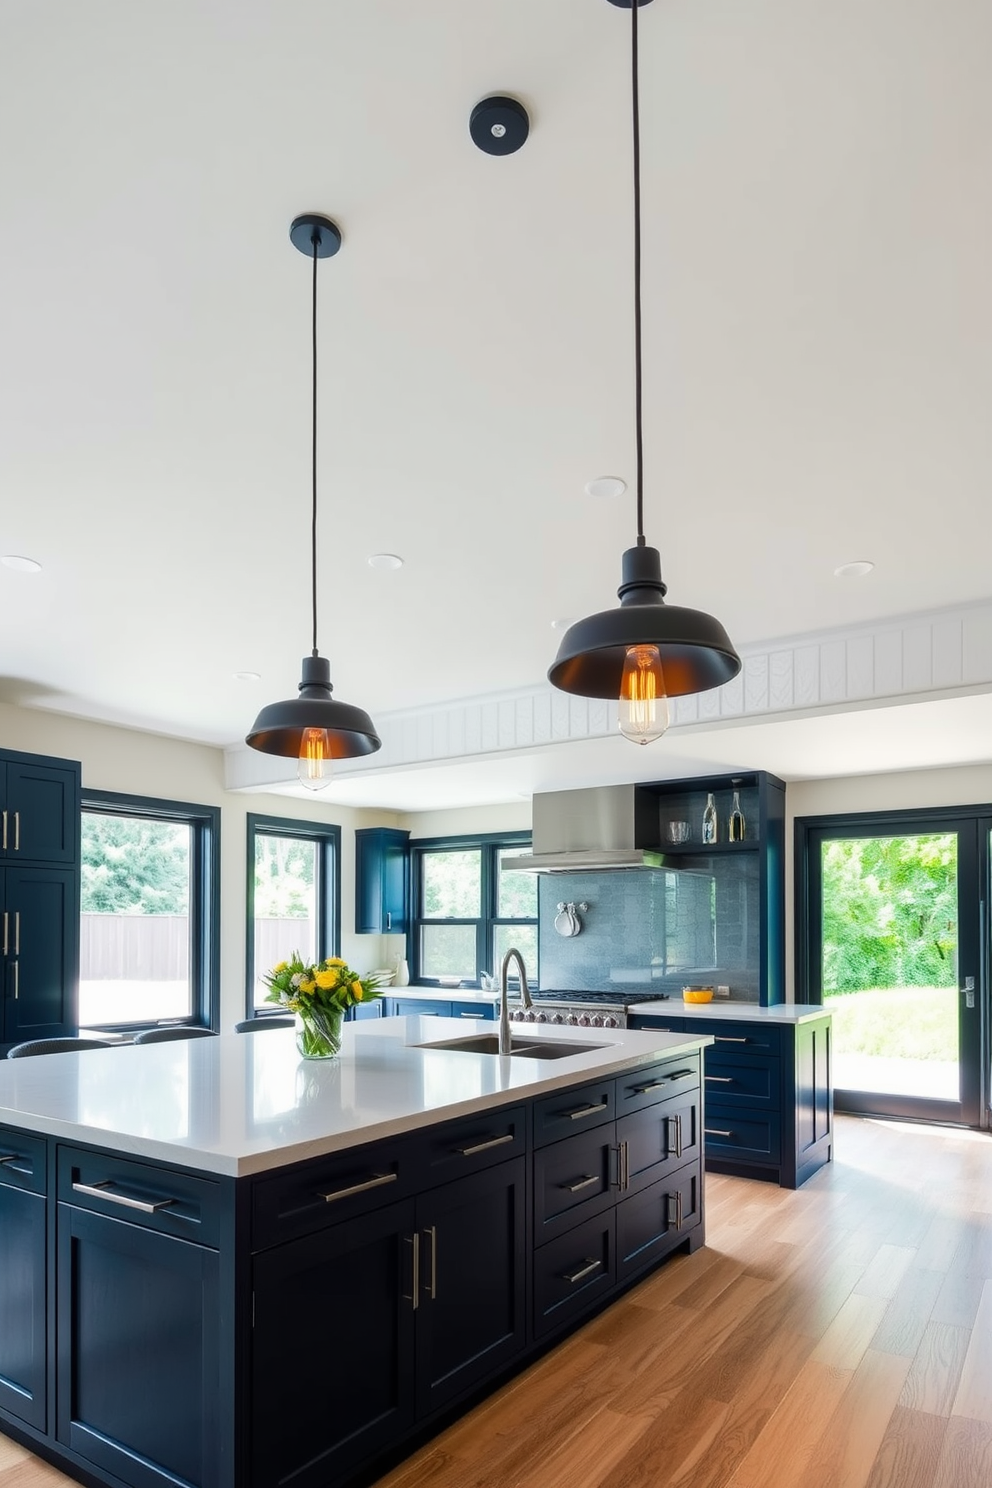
[701,792,718,844]
[729,789,746,842]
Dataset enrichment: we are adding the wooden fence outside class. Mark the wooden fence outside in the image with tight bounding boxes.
[80,915,313,981]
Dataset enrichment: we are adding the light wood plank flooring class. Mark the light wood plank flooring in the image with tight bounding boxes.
[3,1115,991,1488]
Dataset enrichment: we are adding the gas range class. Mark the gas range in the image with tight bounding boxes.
[509,988,670,1031]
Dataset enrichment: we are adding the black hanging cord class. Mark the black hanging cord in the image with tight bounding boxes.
[631,0,645,547]
[310,233,319,657]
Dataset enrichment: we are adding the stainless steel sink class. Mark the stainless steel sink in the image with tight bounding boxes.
[415,1033,609,1059]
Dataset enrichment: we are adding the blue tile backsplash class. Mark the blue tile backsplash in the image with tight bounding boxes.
[539,858,761,1001]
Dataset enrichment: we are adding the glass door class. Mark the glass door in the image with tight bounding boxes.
[799,810,988,1127]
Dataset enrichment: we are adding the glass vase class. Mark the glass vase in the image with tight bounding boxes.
[295,1005,344,1060]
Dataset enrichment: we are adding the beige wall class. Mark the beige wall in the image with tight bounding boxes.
[403,802,531,840]
[0,703,403,1030]
[785,763,992,999]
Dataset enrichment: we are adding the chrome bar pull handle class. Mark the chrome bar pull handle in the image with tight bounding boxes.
[705,1128,734,1138]
[668,1113,683,1159]
[564,1100,609,1122]
[404,1233,420,1311]
[705,1074,733,1083]
[72,1179,176,1214]
[714,1036,748,1044]
[317,1171,397,1204]
[12,961,17,1000]
[560,1174,598,1193]
[424,1225,437,1300]
[2,911,7,956]
[13,812,18,852]
[1,811,6,851]
[13,912,19,956]
[455,1133,514,1157]
[562,1257,602,1286]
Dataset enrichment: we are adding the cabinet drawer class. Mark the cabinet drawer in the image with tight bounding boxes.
[683,1019,781,1056]
[703,1106,781,1164]
[450,1000,497,1022]
[58,1147,221,1248]
[253,1138,414,1250]
[533,1210,615,1338]
[615,1054,700,1117]
[417,1105,526,1188]
[0,1127,47,1194]
[389,998,451,1018]
[703,1054,779,1108]
[534,1125,614,1244]
[618,1090,701,1197]
[532,1079,614,1147]
[616,1159,701,1284]
[627,1015,686,1035]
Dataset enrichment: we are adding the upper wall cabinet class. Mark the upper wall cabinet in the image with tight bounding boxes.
[355,828,410,937]
[0,754,80,865]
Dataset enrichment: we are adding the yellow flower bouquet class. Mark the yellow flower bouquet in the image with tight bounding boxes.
[263,953,384,1058]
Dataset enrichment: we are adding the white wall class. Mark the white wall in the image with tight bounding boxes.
[0,703,403,1030]
[784,762,992,998]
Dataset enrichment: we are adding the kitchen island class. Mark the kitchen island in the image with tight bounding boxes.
[0,1016,710,1488]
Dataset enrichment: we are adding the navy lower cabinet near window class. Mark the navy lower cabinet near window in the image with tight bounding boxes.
[0,1129,47,1431]
[628,1011,833,1189]
[0,1043,705,1488]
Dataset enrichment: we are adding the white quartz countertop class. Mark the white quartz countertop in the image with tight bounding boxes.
[633,1000,832,1024]
[0,1016,711,1179]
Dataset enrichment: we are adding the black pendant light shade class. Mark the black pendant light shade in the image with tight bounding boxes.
[549,0,741,723]
[246,214,380,777]
[245,656,381,759]
[549,545,740,699]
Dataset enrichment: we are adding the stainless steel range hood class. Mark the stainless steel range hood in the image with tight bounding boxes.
[503,785,670,873]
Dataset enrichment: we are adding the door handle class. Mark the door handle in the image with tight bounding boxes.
[1,811,6,851]
[423,1225,437,1300]
[13,912,19,956]
[962,975,976,1010]
[404,1232,420,1311]
[13,812,18,852]
[2,911,7,956]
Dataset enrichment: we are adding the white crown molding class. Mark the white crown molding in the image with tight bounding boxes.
[224,599,992,793]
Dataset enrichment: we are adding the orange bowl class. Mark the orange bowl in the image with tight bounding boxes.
[682,986,714,1004]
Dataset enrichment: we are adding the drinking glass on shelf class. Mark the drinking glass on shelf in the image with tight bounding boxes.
[667,821,691,844]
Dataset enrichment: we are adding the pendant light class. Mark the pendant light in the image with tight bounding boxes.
[549,0,741,744]
[246,215,380,788]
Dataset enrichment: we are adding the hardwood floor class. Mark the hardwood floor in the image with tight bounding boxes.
[3,1115,991,1488]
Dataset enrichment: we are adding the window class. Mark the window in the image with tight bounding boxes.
[247,815,341,1015]
[80,791,220,1031]
[412,834,536,987]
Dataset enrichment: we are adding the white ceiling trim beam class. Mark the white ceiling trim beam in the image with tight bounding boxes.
[224,599,992,793]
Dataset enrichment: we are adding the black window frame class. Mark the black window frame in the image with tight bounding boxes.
[245,814,341,1021]
[411,831,536,988]
[80,788,221,1034]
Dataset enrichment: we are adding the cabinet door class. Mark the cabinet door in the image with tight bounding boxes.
[0,1147,47,1431]
[617,1090,702,1198]
[415,1157,526,1418]
[355,828,409,935]
[616,1160,702,1285]
[57,1205,220,1488]
[2,760,79,864]
[252,1199,417,1488]
[3,867,78,1044]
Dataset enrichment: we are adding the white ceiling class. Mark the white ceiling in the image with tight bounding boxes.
[1,1,990,809]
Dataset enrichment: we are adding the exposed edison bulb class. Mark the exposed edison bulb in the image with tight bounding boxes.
[618,644,670,745]
[298,728,332,791]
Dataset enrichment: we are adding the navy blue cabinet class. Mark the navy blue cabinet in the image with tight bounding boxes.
[0,749,80,1052]
[355,827,409,935]
[628,1012,833,1188]
[56,1153,222,1488]
[0,1130,47,1431]
[252,1198,418,1488]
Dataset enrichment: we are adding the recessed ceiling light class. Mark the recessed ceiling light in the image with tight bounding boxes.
[584,477,627,500]
[234,671,261,683]
[834,561,874,579]
[550,617,574,631]
[368,553,404,571]
[1,554,42,573]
